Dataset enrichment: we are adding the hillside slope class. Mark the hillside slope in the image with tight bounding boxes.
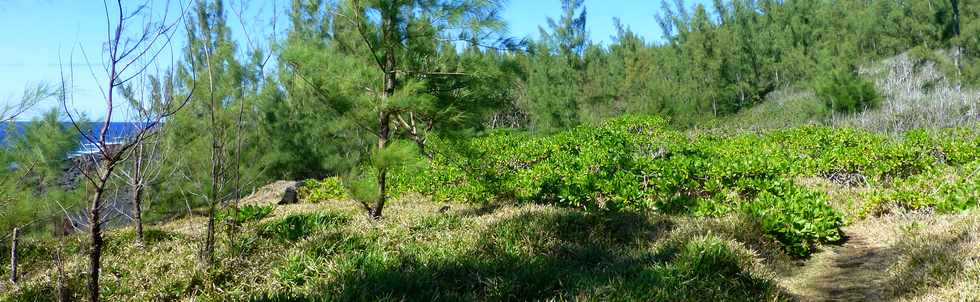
[2,193,794,301]
[3,177,978,301]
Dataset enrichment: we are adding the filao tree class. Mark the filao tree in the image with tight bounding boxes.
[174,0,246,266]
[284,0,506,219]
[524,0,588,132]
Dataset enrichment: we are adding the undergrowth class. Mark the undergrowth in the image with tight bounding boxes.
[0,203,791,301]
[298,177,348,203]
[390,116,979,256]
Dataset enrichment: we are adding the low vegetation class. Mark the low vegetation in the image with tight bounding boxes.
[393,116,978,256]
[298,177,349,203]
[1,200,792,301]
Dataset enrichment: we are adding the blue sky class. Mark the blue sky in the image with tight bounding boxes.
[0,0,708,120]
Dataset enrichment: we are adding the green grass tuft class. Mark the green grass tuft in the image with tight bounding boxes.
[259,211,352,241]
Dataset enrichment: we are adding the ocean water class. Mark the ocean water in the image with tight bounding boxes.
[0,122,147,147]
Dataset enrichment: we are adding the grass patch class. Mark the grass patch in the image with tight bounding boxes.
[259,211,352,241]
[1,202,793,301]
[218,204,276,225]
[409,214,464,233]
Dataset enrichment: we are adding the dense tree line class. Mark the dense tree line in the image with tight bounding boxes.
[516,0,980,129]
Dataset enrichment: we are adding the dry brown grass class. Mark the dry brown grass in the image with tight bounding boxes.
[1,194,794,301]
[4,173,976,301]
[888,210,980,301]
[788,175,980,302]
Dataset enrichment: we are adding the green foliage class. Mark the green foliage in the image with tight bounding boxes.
[152,0,267,220]
[5,109,81,186]
[518,0,980,129]
[345,168,381,206]
[392,116,979,256]
[862,160,980,217]
[813,67,881,113]
[299,177,348,203]
[259,212,352,241]
[743,183,844,257]
[217,204,275,225]
[0,108,85,234]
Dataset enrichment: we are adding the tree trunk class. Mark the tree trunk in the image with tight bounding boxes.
[131,143,145,247]
[951,0,960,37]
[132,184,144,246]
[371,8,398,220]
[201,45,222,266]
[9,227,18,284]
[88,180,108,302]
[202,137,221,265]
[373,112,391,220]
[54,239,68,302]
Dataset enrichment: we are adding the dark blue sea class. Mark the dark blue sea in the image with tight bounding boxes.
[0,122,146,146]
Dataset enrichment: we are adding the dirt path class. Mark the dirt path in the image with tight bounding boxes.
[782,226,896,301]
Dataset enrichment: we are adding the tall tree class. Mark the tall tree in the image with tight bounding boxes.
[524,0,588,132]
[176,0,245,266]
[284,0,506,219]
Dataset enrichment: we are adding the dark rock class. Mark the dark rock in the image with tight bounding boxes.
[930,149,948,165]
[278,182,301,205]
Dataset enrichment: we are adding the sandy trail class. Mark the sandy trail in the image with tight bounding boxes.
[783,226,896,302]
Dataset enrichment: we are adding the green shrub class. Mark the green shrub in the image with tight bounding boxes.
[861,161,980,217]
[813,67,880,113]
[260,212,352,241]
[217,204,275,225]
[389,115,979,256]
[299,177,348,203]
[742,183,844,257]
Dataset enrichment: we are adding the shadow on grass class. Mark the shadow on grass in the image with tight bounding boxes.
[882,225,974,300]
[252,210,782,302]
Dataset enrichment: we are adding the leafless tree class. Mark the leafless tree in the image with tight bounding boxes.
[60,1,193,301]
[115,74,178,247]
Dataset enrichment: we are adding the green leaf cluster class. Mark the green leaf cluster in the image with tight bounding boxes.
[391,116,979,256]
[217,204,275,225]
[299,177,349,203]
